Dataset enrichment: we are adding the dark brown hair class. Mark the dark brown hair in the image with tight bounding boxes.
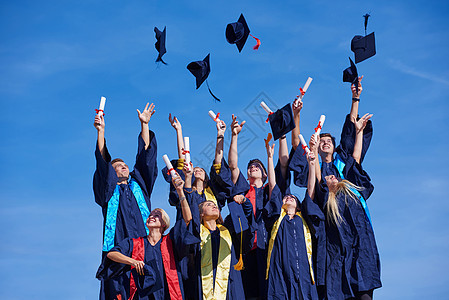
[198,201,223,225]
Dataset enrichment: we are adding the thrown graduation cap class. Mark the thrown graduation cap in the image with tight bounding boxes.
[154,26,167,65]
[227,201,249,234]
[343,57,359,94]
[187,54,220,101]
[268,103,296,140]
[351,14,376,63]
[226,14,260,52]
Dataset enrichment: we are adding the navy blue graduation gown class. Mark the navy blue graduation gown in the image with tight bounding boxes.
[263,185,319,300]
[171,200,254,300]
[214,160,270,299]
[161,159,227,222]
[93,132,158,298]
[97,229,184,300]
[289,114,372,187]
[315,153,381,299]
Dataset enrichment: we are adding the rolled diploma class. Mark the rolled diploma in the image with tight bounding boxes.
[301,77,313,95]
[98,97,106,117]
[208,110,220,122]
[260,101,273,114]
[184,137,191,171]
[314,115,326,141]
[163,154,177,177]
[299,134,310,154]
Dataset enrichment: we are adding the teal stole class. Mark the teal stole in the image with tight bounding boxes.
[322,153,372,225]
[102,178,150,251]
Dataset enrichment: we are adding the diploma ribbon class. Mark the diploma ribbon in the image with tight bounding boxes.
[314,122,322,133]
[265,112,274,123]
[95,109,105,116]
[181,148,190,155]
[166,168,175,176]
[214,112,220,122]
[302,144,308,156]
[299,87,305,96]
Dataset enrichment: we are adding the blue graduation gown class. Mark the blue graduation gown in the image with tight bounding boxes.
[97,230,184,300]
[289,114,372,187]
[214,160,270,299]
[161,159,227,222]
[93,132,158,298]
[263,185,319,300]
[315,153,381,300]
[172,200,254,300]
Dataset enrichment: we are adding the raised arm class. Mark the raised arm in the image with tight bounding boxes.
[168,113,185,159]
[228,114,246,184]
[137,103,156,150]
[309,134,321,183]
[94,114,106,159]
[349,76,363,123]
[353,113,373,164]
[291,98,303,150]
[278,135,289,180]
[214,120,227,164]
[182,162,193,189]
[306,151,316,199]
[266,141,276,199]
[173,174,192,226]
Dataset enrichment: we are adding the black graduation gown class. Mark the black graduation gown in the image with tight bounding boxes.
[315,153,381,300]
[97,229,184,300]
[263,185,319,300]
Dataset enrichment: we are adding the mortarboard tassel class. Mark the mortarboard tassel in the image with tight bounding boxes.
[233,217,245,271]
[205,80,221,102]
[249,34,261,50]
[264,133,272,148]
[156,56,168,65]
[363,13,370,36]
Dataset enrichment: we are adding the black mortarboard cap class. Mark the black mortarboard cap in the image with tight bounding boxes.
[226,14,251,52]
[343,57,359,93]
[268,103,296,140]
[351,32,376,63]
[154,26,167,65]
[227,201,249,234]
[187,54,220,101]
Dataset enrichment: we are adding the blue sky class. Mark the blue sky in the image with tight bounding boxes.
[1,0,448,298]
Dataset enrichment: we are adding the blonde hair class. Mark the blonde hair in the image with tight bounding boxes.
[152,208,170,232]
[326,180,363,226]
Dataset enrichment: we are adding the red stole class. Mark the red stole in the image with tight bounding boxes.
[245,186,257,249]
[129,236,183,300]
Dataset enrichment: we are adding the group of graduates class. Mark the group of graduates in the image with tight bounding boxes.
[92,76,381,300]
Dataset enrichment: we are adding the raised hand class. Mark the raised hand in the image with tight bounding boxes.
[351,75,364,99]
[307,151,316,166]
[172,173,185,193]
[169,113,182,131]
[137,102,156,124]
[231,114,246,136]
[94,114,105,132]
[355,113,373,133]
[266,142,275,159]
[217,120,226,136]
[292,96,303,115]
[309,134,318,152]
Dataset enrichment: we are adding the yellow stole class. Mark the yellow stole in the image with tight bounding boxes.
[200,224,232,300]
[266,210,315,284]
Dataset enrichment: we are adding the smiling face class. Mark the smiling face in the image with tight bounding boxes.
[319,136,334,155]
[247,163,262,180]
[282,194,298,211]
[112,160,130,179]
[146,209,168,232]
[325,175,340,192]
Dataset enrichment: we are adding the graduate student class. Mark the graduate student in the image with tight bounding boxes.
[171,172,254,300]
[161,114,226,222]
[289,77,373,187]
[263,140,319,300]
[311,114,381,300]
[93,103,158,299]
[98,208,185,300]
